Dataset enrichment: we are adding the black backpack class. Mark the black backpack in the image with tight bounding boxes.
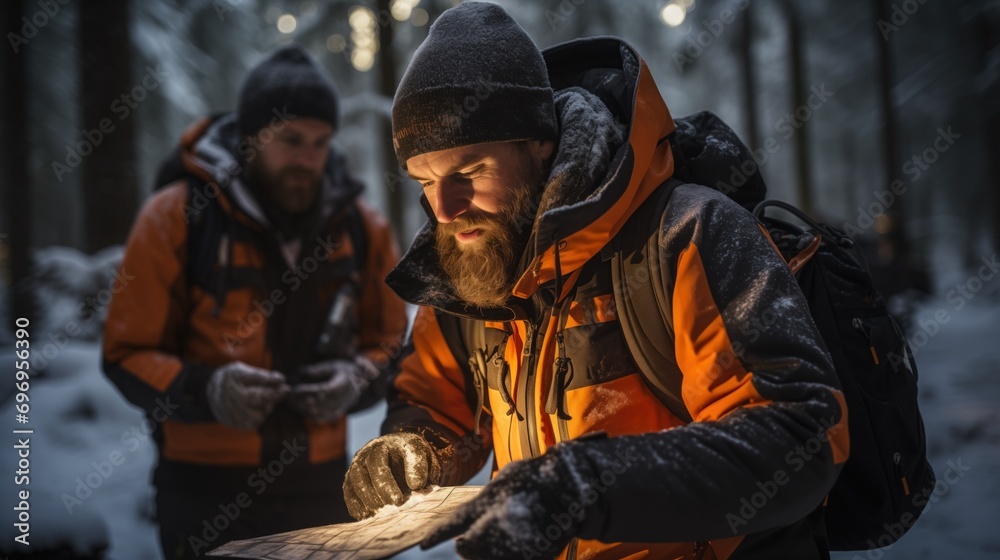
[612,178,935,551]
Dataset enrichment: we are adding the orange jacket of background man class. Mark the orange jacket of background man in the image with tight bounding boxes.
[102,114,407,498]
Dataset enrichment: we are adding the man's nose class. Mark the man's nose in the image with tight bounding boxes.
[431,182,471,224]
[294,147,325,169]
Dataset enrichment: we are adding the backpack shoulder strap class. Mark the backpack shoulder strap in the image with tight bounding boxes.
[342,202,368,274]
[610,178,693,423]
[435,312,494,434]
[184,176,227,293]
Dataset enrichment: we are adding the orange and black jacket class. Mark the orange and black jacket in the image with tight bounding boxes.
[382,38,849,559]
[103,113,407,496]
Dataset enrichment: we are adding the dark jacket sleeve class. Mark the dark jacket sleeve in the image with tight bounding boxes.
[101,183,216,423]
[576,185,849,543]
[381,306,493,486]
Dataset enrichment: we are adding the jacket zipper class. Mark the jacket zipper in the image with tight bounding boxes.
[557,407,571,442]
[555,327,572,442]
[519,320,543,458]
[693,541,708,560]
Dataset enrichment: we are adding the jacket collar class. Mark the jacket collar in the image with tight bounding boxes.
[386,38,677,320]
[179,112,364,235]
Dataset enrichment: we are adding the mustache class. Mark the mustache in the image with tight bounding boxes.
[281,166,320,178]
[437,213,503,236]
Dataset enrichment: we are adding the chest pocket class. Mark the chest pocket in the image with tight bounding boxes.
[546,254,640,422]
[559,294,638,392]
[558,254,640,393]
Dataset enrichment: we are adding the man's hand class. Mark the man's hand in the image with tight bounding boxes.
[421,442,592,560]
[206,362,289,431]
[343,433,442,520]
[289,357,377,423]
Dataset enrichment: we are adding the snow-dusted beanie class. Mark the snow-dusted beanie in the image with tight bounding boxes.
[391,2,558,167]
[238,45,339,136]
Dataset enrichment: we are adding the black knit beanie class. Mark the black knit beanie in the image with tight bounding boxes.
[238,45,339,136]
[391,2,558,167]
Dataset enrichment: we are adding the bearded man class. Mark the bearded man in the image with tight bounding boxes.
[344,3,848,560]
[103,45,406,559]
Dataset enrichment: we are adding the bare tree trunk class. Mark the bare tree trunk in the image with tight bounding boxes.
[783,0,813,216]
[989,113,1000,257]
[79,0,138,252]
[873,0,928,294]
[973,17,1000,257]
[377,0,402,242]
[738,3,759,152]
[1,0,35,327]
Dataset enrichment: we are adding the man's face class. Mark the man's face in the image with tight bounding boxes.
[247,117,333,214]
[406,140,554,307]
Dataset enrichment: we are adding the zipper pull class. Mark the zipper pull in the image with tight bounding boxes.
[523,324,534,356]
[469,353,488,432]
[853,317,879,364]
[546,331,572,419]
[893,452,910,495]
[693,541,708,560]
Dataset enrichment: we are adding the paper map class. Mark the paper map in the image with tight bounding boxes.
[207,486,482,560]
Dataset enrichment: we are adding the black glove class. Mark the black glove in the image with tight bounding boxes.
[422,441,596,560]
[289,357,377,423]
[343,432,442,520]
[205,362,289,431]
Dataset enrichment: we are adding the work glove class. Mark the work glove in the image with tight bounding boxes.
[343,432,443,520]
[288,356,378,423]
[206,361,289,431]
[422,440,596,560]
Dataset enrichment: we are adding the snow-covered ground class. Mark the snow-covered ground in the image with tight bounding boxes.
[1,252,998,559]
[0,343,490,559]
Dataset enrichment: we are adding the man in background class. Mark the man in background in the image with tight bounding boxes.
[103,45,406,558]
